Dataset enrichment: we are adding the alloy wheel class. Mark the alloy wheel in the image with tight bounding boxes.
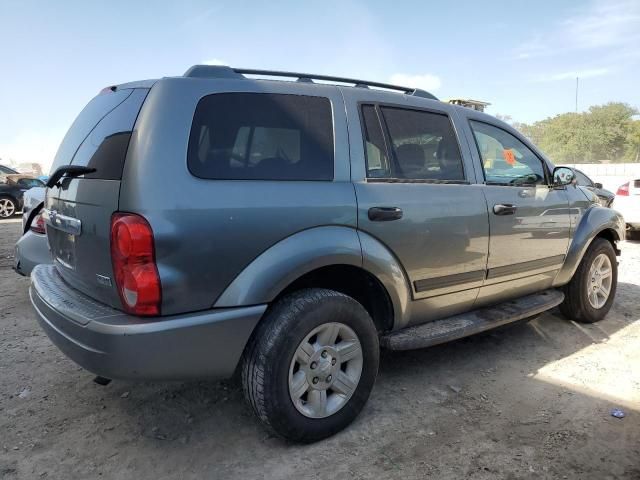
[0,198,16,218]
[288,322,363,419]
[587,253,613,309]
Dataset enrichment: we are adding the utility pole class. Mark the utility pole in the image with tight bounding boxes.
[575,77,579,113]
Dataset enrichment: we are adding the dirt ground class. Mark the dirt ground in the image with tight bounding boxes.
[1,218,639,480]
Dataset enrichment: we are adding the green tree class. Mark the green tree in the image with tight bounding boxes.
[512,102,638,163]
[625,120,640,162]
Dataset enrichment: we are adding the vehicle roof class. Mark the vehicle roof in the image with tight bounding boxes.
[180,65,439,100]
[112,66,514,135]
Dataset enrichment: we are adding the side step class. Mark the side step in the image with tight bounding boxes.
[381,289,564,351]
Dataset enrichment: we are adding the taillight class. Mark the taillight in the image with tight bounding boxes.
[30,213,46,234]
[110,213,161,316]
[617,182,630,196]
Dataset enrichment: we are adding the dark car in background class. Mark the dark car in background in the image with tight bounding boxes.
[0,164,19,176]
[570,168,615,207]
[0,177,46,218]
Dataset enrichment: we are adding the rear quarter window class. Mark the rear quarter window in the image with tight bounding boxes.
[51,89,149,180]
[188,93,334,181]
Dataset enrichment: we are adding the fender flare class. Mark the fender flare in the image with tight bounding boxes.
[554,205,625,286]
[214,226,363,307]
[214,226,412,329]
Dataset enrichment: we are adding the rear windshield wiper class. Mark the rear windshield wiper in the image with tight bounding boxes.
[46,165,96,188]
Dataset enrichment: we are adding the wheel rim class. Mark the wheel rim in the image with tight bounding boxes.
[0,199,16,218]
[288,322,363,419]
[587,253,613,309]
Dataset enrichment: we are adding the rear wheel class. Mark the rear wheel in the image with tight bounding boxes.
[559,238,617,323]
[0,196,17,218]
[242,288,379,443]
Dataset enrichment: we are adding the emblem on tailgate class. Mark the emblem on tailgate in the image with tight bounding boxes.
[96,274,112,287]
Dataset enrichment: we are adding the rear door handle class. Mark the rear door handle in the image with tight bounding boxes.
[493,204,517,215]
[368,207,403,222]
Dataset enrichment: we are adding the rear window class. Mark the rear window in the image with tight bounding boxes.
[188,93,334,181]
[50,89,148,179]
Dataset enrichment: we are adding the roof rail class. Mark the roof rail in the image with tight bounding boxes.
[183,65,438,100]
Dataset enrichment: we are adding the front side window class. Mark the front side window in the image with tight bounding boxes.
[188,93,334,181]
[470,121,547,186]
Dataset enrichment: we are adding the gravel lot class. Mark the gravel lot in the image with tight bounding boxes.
[1,218,639,479]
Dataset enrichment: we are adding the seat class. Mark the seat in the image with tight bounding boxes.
[436,137,464,181]
[395,144,426,178]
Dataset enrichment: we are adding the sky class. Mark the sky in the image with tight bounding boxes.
[1,0,639,171]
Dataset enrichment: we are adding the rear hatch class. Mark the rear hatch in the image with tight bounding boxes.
[45,87,149,308]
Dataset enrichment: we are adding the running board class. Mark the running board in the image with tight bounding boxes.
[381,289,564,351]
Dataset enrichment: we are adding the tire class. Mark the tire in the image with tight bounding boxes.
[559,238,617,323]
[626,228,640,241]
[242,288,379,443]
[0,196,17,218]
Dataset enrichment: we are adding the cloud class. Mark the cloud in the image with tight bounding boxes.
[514,0,640,59]
[535,67,611,82]
[389,73,441,92]
[201,58,228,66]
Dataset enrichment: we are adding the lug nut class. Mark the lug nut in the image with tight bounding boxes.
[321,351,328,358]
[310,361,317,369]
[312,377,319,384]
[326,375,332,382]
[331,358,336,365]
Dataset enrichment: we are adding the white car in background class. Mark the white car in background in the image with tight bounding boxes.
[14,187,52,275]
[615,179,640,237]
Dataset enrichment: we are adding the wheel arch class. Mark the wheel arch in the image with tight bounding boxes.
[214,226,411,331]
[554,206,625,286]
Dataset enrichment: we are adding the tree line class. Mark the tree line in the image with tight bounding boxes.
[498,103,640,164]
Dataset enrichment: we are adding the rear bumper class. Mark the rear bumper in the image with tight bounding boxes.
[30,265,266,381]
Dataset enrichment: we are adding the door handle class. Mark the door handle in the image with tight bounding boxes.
[493,204,517,215]
[368,207,403,222]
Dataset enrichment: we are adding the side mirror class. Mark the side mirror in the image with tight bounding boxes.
[552,166,575,187]
[594,182,603,189]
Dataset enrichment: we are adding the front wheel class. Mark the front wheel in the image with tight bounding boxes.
[559,238,617,323]
[242,288,379,442]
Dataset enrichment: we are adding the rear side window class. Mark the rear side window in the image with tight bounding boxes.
[375,107,465,181]
[188,93,334,181]
[17,178,45,188]
[50,89,148,179]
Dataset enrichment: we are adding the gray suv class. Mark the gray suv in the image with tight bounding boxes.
[30,66,625,442]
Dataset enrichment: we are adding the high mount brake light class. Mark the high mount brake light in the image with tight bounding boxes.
[110,213,161,316]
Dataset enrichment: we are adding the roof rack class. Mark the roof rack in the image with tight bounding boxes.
[183,65,438,100]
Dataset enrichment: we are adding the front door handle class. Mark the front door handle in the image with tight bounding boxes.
[368,206,403,221]
[493,204,517,215]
